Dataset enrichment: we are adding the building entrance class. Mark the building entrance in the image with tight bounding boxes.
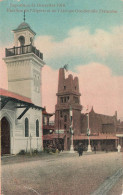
[1,117,10,155]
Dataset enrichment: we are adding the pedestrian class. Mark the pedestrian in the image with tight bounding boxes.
[61,144,64,152]
[78,143,83,157]
[117,144,121,153]
[94,145,96,154]
[58,144,62,153]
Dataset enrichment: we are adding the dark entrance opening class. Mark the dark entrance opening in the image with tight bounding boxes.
[1,117,10,155]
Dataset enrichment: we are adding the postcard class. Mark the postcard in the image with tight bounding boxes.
[0,0,123,194]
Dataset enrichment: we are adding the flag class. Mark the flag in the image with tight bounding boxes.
[63,64,68,71]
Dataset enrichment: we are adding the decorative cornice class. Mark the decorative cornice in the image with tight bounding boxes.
[3,53,45,67]
[8,78,33,82]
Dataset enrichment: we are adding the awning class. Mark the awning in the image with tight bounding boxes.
[116,134,123,137]
[0,88,44,119]
[43,133,66,140]
[73,135,118,140]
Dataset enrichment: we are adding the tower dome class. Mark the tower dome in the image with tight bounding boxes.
[17,22,31,30]
[13,21,36,35]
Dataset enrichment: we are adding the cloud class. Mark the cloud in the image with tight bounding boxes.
[0,25,123,119]
[0,50,123,119]
[42,65,58,113]
[42,63,123,120]
[76,63,123,119]
[36,26,123,58]
[0,48,8,89]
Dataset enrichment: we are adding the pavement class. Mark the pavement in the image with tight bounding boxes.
[1,151,107,165]
[1,151,123,195]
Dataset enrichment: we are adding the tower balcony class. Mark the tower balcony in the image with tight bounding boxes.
[5,45,43,60]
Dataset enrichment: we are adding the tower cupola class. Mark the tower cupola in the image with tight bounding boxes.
[13,21,36,47]
[3,15,45,107]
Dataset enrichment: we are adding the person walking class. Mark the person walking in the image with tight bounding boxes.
[94,145,96,154]
[78,143,83,157]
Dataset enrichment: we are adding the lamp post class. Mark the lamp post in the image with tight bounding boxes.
[87,107,92,152]
[69,106,74,153]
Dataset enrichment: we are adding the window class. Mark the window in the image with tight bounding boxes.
[18,36,25,46]
[60,111,63,117]
[64,115,67,122]
[64,97,66,103]
[60,97,63,103]
[64,86,66,90]
[60,120,62,129]
[30,37,33,45]
[25,118,29,137]
[47,118,49,125]
[74,96,79,103]
[44,117,47,125]
[36,120,39,137]
[43,116,45,125]
[64,124,67,129]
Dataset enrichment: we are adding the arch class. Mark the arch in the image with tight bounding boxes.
[0,111,13,126]
[36,119,39,137]
[18,36,25,46]
[25,118,29,137]
[1,117,10,155]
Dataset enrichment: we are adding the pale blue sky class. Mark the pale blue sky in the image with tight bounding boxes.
[0,0,123,75]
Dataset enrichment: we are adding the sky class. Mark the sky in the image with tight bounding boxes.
[0,0,123,120]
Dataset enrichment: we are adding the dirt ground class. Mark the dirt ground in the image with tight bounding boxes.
[1,152,123,195]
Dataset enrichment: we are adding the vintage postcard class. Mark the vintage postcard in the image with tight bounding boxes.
[0,0,123,194]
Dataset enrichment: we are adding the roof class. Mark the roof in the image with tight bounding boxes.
[17,22,31,30]
[13,22,36,35]
[43,109,54,116]
[0,88,32,104]
[73,134,118,140]
[0,88,44,110]
[43,133,66,140]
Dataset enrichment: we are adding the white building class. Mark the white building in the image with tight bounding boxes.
[0,20,45,155]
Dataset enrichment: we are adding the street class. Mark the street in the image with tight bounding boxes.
[1,152,123,195]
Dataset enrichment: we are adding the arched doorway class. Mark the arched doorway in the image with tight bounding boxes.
[1,117,10,155]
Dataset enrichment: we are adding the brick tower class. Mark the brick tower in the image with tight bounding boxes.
[55,68,82,150]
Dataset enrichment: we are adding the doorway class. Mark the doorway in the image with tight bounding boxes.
[1,117,10,155]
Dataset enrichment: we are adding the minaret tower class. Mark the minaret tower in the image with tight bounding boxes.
[3,13,45,106]
[55,68,82,150]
